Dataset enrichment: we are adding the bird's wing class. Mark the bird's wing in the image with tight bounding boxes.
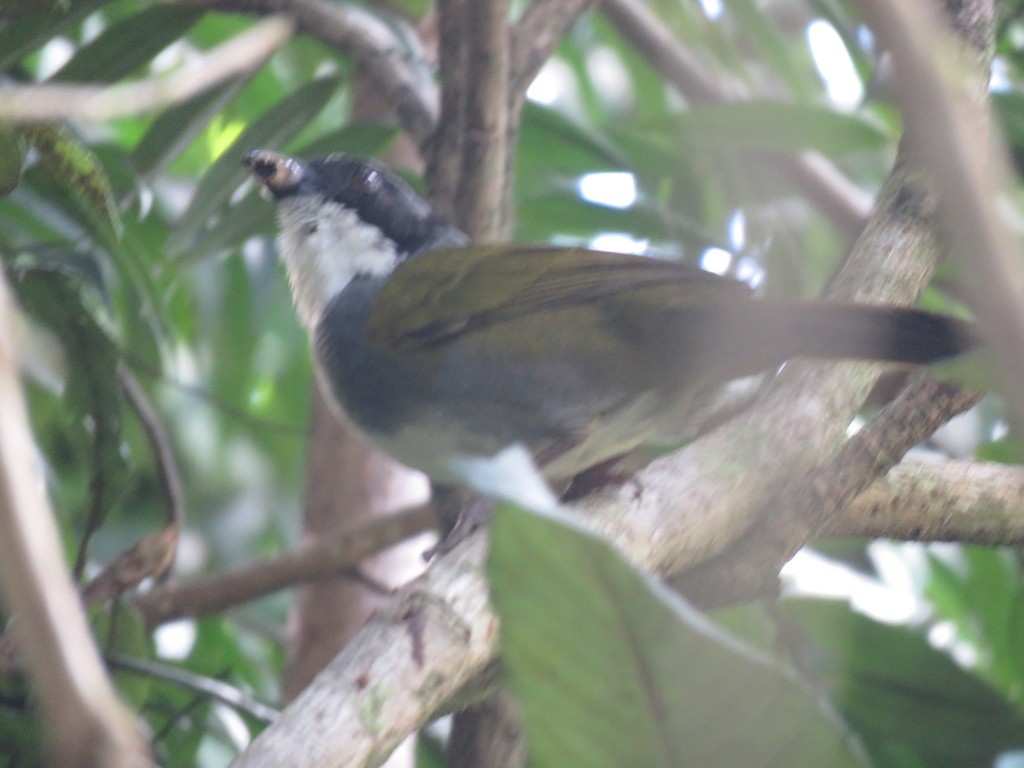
[368,245,754,348]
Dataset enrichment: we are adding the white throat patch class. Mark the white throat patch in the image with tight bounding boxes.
[275,195,399,329]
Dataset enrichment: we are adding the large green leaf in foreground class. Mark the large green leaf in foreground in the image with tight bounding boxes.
[488,504,867,768]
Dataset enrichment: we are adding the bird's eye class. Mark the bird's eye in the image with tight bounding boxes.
[353,167,381,193]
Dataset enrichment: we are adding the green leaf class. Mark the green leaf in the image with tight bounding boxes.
[168,75,343,255]
[489,505,867,768]
[51,6,203,83]
[784,597,1024,768]
[11,262,131,559]
[662,101,889,155]
[516,188,720,249]
[20,124,123,237]
[89,602,154,708]
[132,79,252,178]
[726,0,819,99]
[924,547,1024,700]
[414,734,447,768]
[518,102,629,182]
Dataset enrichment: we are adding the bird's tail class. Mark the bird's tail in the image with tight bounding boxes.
[761,302,979,365]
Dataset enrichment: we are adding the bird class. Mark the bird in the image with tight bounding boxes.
[243,148,977,492]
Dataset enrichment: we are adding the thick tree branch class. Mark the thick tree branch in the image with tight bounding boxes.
[426,0,468,218]
[230,534,495,768]
[453,0,511,241]
[827,459,1024,544]
[674,377,982,608]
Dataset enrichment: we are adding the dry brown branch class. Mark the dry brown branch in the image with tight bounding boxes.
[82,525,179,607]
[0,277,149,766]
[135,503,435,628]
[0,17,293,122]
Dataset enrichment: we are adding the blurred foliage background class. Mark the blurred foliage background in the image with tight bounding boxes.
[2,0,1024,765]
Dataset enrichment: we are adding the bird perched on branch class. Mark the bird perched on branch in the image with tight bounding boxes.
[244,149,976,495]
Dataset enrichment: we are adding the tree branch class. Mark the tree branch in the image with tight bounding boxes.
[230,534,495,768]
[674,377,982,608]
[425,0,468,218]
[178,0,438,147]
[858,0,1024,429]
[453,0,511,241]
[0,276,149,766]
[508,0,597,96]
[134,504,435,628]
[826,459,1024,544]
[107,653,279,724]
[0,16,293,122]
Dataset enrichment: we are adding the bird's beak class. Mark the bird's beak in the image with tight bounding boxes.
[243,149,305,198]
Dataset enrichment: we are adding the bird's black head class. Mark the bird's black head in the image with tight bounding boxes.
[244,149,462,255]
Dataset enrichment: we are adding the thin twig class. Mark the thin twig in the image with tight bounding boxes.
[106,654,279,724]
[125,353,306,437]
[118,365,184,531]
